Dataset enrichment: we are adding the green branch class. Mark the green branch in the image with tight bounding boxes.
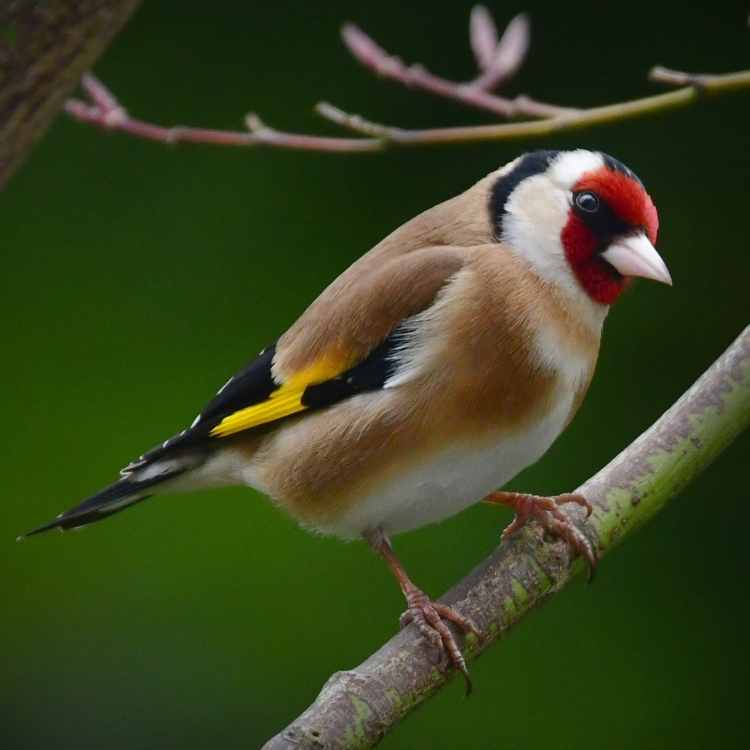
[315,68,750,148]
[262,325,750,750]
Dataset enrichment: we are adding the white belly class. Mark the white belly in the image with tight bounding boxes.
[325,393,574,538]
[233,320,595,540]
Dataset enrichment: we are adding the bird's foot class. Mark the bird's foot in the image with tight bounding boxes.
[400,587,479,695]
[486,491,597,579]
[364,527,480,693]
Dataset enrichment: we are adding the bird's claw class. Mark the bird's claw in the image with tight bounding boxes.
[400,588,479,695]
[489,491,597,580]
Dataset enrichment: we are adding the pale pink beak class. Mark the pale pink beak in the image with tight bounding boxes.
[601,233,672,286]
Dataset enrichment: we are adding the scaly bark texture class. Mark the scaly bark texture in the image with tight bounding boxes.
[263,324,750,750]
[0,0,142,189]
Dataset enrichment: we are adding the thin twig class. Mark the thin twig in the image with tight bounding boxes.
[314,102,393,139]
[318,68,750,146]
[469,7,531,91]
[65,75,383,152]
[649,65,750,93]
[63,7,750,154]
[242,114,384,153]
[341,21,573,119]
[65,65,750,155]
[261,325,750,750]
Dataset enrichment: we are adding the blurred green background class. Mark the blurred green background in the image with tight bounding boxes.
[3,2,749,748]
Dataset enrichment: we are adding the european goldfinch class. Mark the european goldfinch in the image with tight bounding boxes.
[25,149,671,688]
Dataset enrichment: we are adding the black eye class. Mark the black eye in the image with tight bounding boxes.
[574,191,600,213]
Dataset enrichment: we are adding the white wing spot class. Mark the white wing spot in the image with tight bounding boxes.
[135,458,182,482]
[190,415,202,428]
[216,377,234,395]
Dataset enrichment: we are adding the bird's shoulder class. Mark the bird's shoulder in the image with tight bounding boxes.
[404,244,603,427]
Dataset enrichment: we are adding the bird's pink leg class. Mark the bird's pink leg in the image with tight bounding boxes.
[485,491,597,578]
[364,528,479,694]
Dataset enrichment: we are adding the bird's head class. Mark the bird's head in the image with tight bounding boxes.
[490,149,671,306]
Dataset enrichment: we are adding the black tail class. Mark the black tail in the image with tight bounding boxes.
[20,450,204,539]
[21,477,157,538]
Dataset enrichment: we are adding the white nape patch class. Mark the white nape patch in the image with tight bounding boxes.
[324,394,576,538]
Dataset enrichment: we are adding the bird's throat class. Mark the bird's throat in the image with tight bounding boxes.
[561,214,627,305]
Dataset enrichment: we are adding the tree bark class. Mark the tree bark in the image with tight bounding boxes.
[262,324,750,750]
[0,0,142,189]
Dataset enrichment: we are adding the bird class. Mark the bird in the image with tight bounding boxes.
[23,149,671,691]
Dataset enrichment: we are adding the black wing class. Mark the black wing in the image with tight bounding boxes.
[127,331,404,470]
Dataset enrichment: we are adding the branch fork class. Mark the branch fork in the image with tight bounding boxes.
[63,6,750,153]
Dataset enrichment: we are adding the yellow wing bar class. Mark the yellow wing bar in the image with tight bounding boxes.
[209,387,307,437]
[209,354,349,439]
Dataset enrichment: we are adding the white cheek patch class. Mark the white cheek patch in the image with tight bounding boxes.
[502,173,577,294]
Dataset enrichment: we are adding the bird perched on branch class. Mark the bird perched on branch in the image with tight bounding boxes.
[24,149,670,690]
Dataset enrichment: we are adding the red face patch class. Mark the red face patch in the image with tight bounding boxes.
[574,167,659,244]
[561,166,659,305]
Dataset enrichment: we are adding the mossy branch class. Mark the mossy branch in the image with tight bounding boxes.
[262,325,750,749]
